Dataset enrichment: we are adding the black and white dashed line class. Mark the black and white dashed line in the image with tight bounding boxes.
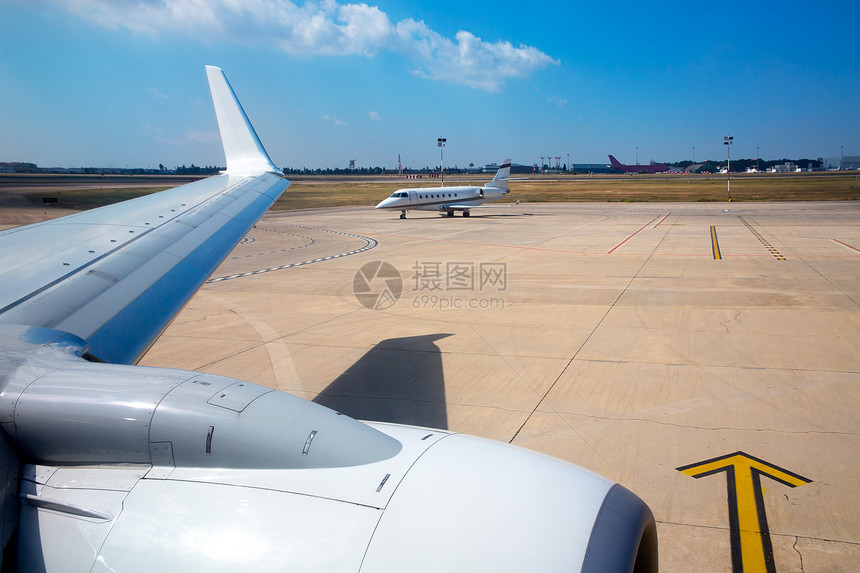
[206,223,378,284]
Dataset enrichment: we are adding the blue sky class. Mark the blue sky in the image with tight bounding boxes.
[1,0,858,170]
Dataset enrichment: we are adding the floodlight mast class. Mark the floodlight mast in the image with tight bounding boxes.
[724,135,733,201]
[438,137,446,187]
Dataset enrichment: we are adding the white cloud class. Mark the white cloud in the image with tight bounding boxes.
[548,96,567,107]
[146,87,171,100]
[367,111,380,120]
[62,0,224,36]
[54,0,557,91]
[393,21,558,92]
[322,114,348,126]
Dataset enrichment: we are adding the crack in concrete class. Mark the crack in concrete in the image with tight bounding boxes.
[656,520,860,546]
[719,308,742,333]
[793,536,805,573]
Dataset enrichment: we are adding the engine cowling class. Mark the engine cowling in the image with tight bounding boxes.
[481,186,507,200]
[0,355,400,470]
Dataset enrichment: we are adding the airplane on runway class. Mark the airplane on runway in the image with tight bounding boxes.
[608,154,670,174]
[375,160,512,218]
[0,67,656,572]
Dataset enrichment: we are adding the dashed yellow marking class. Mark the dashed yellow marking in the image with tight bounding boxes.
[738,216,786,260]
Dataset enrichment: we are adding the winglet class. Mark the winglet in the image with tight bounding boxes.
[205,66,279,175]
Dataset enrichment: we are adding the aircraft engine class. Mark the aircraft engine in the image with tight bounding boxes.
[0,328,656,572]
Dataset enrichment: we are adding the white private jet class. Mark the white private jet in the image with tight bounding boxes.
[376,160,512,218]
[0,67,656,572]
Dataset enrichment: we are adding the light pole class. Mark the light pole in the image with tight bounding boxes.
[636,147,639,166]
[437,137,446,186]
[724,135,733,201]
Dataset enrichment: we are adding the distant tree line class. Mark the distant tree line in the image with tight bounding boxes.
[281,164,536,175]
[0,163,224,175]
[0,162,37,173]
[2,159,827,176]
[173,164,223,175]
[283,166,390,175]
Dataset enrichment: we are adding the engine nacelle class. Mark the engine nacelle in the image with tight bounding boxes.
[0,355,400,470]
[481,186,508,200]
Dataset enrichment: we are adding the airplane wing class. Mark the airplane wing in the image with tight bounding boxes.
[0,68,656,572]
[440,201,517,210]
[438,203,476,210]
[0,66,288,365]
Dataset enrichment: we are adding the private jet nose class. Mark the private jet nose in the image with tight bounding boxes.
[377,191,408,209]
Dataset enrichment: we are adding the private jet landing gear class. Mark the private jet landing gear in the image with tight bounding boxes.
[447,211,455,217]
[399,210,406,219]
[463,210,471,217]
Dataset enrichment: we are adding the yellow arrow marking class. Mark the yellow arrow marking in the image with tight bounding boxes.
[678,451,811,573]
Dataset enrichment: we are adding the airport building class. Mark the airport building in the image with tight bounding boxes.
[769,162,799,173]
[841,156,860,170]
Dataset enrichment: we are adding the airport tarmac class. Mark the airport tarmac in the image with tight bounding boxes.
[137,201,860,572]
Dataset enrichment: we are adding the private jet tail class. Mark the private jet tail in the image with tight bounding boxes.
[487,159,512,192]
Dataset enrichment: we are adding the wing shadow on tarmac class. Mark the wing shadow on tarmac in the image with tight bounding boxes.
[313,333,451,429]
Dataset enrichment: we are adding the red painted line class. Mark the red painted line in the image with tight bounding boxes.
[653,212,672,228]
[832,239,860,254]
[607,216,660,254]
